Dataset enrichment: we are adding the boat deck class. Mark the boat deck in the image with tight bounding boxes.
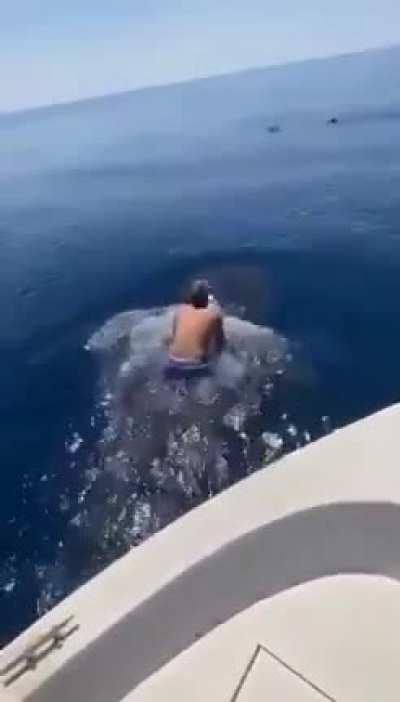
[2,404,400,701]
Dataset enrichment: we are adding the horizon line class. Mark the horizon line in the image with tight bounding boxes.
[2,42,399,119]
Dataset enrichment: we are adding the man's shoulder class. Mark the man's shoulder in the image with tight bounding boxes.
[177,303,222,319]
[206,304,223,323]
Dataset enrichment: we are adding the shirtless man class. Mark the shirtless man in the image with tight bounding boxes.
[165,279,225,379]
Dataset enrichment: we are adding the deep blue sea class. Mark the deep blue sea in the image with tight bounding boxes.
[1,46,400,645]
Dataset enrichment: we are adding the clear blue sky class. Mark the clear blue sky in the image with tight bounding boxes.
[2,0,400,112]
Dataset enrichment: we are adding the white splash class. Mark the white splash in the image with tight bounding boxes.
[36,305,323,616]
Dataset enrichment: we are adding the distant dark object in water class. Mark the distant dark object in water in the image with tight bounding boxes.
[327,117,339,125]
[266,124,281,134]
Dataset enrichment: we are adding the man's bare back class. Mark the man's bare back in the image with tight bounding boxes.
[169,304,224,362]
[167,280,225,365]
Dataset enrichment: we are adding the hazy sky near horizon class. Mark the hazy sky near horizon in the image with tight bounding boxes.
[2,0,400,112]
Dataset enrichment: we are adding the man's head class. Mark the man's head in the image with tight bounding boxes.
[186,279,210,308]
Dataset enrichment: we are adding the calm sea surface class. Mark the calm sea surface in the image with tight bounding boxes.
[1,47,400,643]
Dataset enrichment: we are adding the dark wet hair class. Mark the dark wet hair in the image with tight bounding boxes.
[186,279,210,308]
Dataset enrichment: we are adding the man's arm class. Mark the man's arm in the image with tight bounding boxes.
[214,312,225,355]
[164,309,178,348]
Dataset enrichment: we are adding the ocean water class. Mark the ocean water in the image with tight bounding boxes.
[1,46,400,644]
